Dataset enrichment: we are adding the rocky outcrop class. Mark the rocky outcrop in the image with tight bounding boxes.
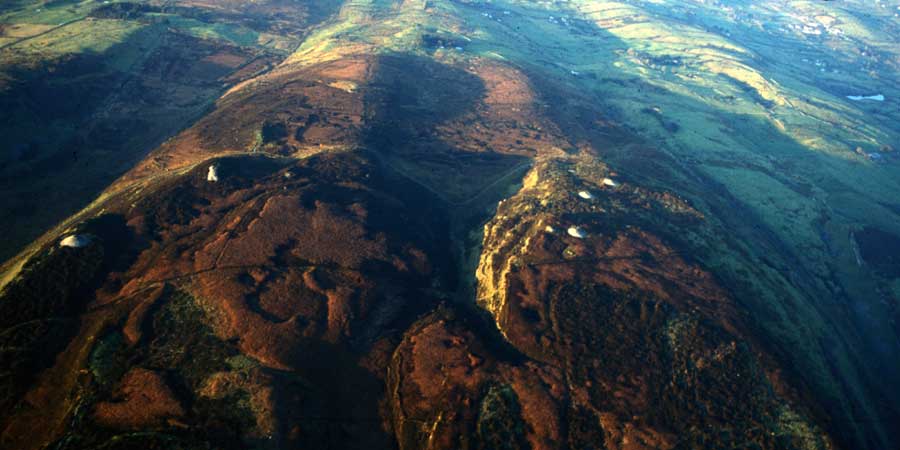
[474,157,834,449]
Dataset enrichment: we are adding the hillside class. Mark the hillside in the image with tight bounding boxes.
[1,1,899,449]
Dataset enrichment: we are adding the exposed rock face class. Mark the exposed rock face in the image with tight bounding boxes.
[474,161,832,449]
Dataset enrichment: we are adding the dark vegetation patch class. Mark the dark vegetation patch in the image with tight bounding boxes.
[140,288,237,390]
[0,214,134,416]
[261,120,288,143]
[293,113,320,141]
[153,183,211,230]
[421,32,466,50]
[476,384,529,450]
[565,406,607,450]
[51,287,258,450]
[552,283,800,448]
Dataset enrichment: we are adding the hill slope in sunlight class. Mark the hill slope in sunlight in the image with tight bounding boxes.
[1,1,899,449]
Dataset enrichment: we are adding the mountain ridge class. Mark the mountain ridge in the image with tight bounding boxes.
[1,1,899,449]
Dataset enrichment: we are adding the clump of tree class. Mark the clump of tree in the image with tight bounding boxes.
[476,384,528,450]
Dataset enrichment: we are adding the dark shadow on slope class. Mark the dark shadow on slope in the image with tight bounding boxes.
[364,53,530,210]
[362,53,532,363]
[0,22,272,263]
[856,227,900,278]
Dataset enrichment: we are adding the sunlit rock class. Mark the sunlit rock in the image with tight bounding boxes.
[567,226,586,238]
[59,234,91,248]
[207,165,219,182]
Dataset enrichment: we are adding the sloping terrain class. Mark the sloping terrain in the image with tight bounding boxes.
[0,0,341,261]
[1,1,899,449]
